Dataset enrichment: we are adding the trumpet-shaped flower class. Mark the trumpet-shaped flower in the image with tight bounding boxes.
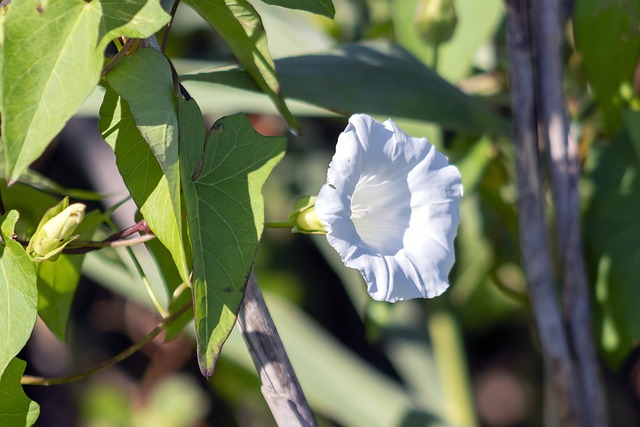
[315,114,462,302]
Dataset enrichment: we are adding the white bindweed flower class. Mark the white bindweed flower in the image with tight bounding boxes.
[315,114,462,302]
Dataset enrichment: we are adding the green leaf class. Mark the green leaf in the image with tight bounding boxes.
[574,0,640,134]
[0,211,38,378]
[257,0,335,18]
[179,106,286,377]
[102,51,190,286]
[36,256,82,341]
[0,358,40,427]
[585,119,640,368]
[0,181,57,240]
[0,0,169,183]
[181,42,509,136]
[182,0,299,131]
[36,210,103,341]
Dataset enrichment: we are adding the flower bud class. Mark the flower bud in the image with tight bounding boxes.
[414,0,458,46]
[29,202,86,260]
[288,196,326,234]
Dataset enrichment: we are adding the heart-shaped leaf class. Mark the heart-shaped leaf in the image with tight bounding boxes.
[179,103,286,377]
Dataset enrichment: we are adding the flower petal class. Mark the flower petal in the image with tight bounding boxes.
[316,114,462,302]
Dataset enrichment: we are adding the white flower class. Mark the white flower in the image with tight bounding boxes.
[315,114,462,302]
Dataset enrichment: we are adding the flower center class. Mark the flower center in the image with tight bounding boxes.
[349,174,411,255]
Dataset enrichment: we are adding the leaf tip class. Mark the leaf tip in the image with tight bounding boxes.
[196,353,219,380]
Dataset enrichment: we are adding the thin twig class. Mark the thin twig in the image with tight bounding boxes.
[102,38,136,77]
[237,273,318,427]
[161,0,181,53]
[103,219,150,242]
[63,233,156,254]
[21,302,191,386]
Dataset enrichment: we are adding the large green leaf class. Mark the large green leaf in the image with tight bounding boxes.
[102,50,189,285]
[181,0,298,131]
[257,0,334,18]
[0,358,40,427]
[0,211,37,378]
[585,118,640,368]
[574,0,640,134]
[181,42,509,136]
[0,0,169,183]
[179,105,286,377]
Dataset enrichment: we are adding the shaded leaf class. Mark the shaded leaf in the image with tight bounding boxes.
[0,358,40,427]
[102,53,190,285]
[182,0,298,131]
[179,105,286,377]
[0,211,38,378]
[574,0,640,134]
[36,211,104,341]
[1,0,169,183]
[182,42,509,136]
[585,118,640,367]
[258,0,334,18]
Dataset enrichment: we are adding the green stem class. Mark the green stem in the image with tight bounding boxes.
[105,218,167,317]
[432,43,440,72]
[161,0,181,53]
[21,302,191,386]
[102,38,135,77]
[428,310,477,426]
[68,234,156,250]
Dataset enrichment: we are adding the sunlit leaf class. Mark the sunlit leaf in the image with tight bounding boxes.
[102,51,190,285]
[182,0,299,131]
[179,104,286,377]
[0,358,40,427]
[0,211,37,378]
[182,42,509,136]
[0,0,169,183]
[257,0,334,18]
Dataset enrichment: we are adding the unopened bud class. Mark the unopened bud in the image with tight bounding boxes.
[414,0,458,46]
[289,196,326,234]
[29,202,85,260]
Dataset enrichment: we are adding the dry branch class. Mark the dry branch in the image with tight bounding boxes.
[238,273,318,427]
